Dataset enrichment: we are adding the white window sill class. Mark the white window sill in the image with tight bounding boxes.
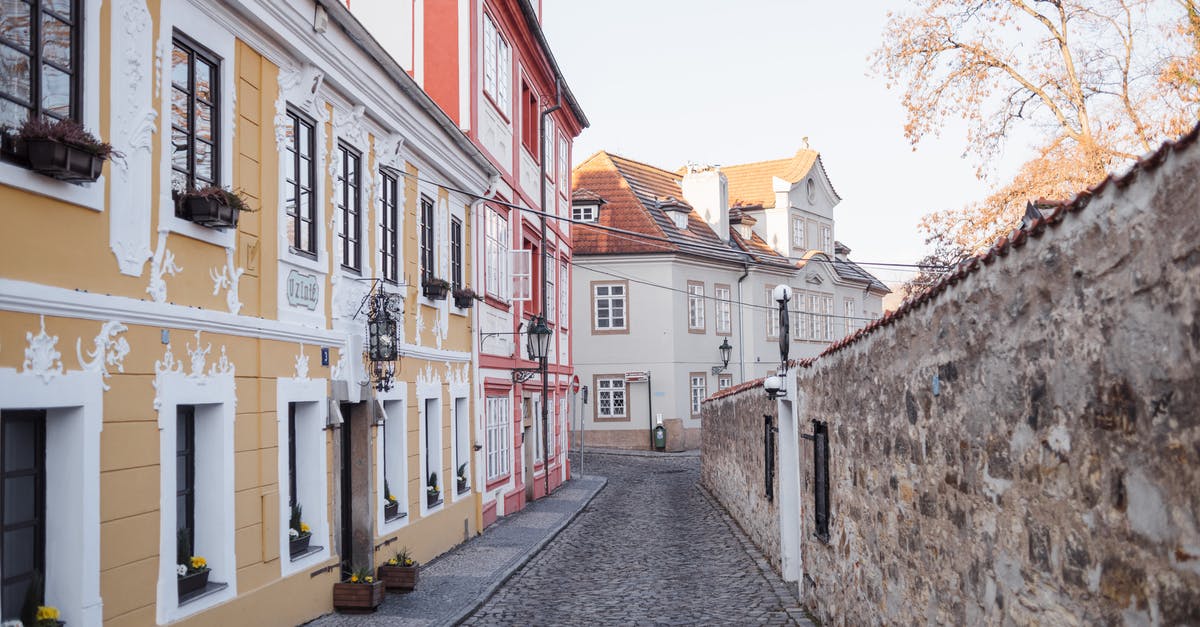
[0,161,105,212]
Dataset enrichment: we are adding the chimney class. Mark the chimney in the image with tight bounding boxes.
[680,164,729,242]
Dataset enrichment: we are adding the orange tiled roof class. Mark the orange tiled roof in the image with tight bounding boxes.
[721,149,818,208]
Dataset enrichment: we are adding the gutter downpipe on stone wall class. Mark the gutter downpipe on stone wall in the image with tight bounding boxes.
[539,80,562,498]
[736,261,750,381]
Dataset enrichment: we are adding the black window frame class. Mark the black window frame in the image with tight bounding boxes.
[337,141,362,273]
[450,216,463,290]
[419,195,435,283]
[0,0,84,132]
[169,30,221,199]
[176,405,197,562]
[285,106,317,258]
[0,410,46,623]
[287,403,298,508]
[812,420,830,542]
[380,169,399,284]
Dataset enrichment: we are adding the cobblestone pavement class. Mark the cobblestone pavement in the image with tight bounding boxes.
[463,452,814,626]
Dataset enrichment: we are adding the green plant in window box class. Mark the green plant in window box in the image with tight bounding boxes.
[426,472,441,507]
[175,185,255,230]
[288,502,312,558]
[383,479,400,519]
[5,117,118,183]
[452,287,480,308]
[422,277,451,300]
[456,462,468,493]
[176,528,211,601]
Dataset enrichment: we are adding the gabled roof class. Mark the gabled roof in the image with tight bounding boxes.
[571,151,791,268]
[829,257,889,293]
[721,149,837,208]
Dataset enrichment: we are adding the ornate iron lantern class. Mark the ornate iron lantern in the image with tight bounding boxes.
[366,288,402,391]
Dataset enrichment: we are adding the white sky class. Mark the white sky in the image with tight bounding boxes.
[541,0,1034,285]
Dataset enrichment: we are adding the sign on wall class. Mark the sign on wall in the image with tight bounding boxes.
[287,269,320,311]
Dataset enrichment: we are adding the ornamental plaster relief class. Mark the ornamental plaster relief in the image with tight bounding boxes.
[294,344,310,380]
[22,316,63,384]
[152,330,235,411]
[108,0,155,276]
[75,321,131,391]
[210,247,245,314]
[146,232,182,303]
[415,363,441,399]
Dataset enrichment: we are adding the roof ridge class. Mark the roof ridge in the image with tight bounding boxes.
[605,152,683,180]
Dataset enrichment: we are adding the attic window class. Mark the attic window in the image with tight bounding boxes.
[669,210,688,230]
[572,204,598,223]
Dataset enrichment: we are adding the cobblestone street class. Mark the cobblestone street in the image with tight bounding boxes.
[463,452,811,626]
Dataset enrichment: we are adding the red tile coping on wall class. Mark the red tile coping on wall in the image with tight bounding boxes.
[703,122,1200,405]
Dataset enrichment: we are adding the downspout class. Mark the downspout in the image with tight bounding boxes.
[539,80,562,498]
[736,261,750,381]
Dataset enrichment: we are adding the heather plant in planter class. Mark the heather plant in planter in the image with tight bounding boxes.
[452,287,479,308]
[288,502,312,558]
[378,546,419,592]
[422,277,450,300]
[176,528,211,602]
[175,185,253,230]
[10,117,116,183]
[332,566,384,613]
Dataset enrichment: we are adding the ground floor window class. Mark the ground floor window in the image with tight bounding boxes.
[382,399,407,522]
[423,398,443,509]
[485,397,511,481]
[689,374,707,417]
[453,397,470,495]
[595,377,626,419]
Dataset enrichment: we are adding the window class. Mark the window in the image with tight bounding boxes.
[765,287,779,340]
[380,169,399,283]
[450,216,463,290]
[0,0,82,130]
[543,115,556,176]
[0,411,45,622]
[485,207,509,300]
[821,225,832,253]
[532,395,543,462]
[336,142,361,272]
[482,13,510,115]
[572,204,597,222]
[511,248,532,302]
[791,217,805,250]
[592,282,627,332]
[595,377,626,419]
[283,402,326,562]
[812,421,830,542]
[559,261,569,327]
[714,284,731,335]
[844,298,856,335]
[419,195,434,283]
[453,398,469,494]
[806,293,819,341]
[170,32,220,195]
[690,373,707,417]
[687,281,705,332]
[546,254,556,323]
[380,399,407,522]
[821,295,834,340]
[485,396,511,481]
[422,398,442,508]
[521,80,538,154]
[718,374,733,390]
[557,135,569,198]
[285,108,317,257]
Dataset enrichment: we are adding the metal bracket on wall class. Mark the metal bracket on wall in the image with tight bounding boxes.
[511,368,539,383]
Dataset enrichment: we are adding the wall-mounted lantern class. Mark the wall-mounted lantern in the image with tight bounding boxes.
[712,337,733,375]
[763,374,785,400]
[771,284,792,371]
[366,289,401,391]
[526,314,553,363]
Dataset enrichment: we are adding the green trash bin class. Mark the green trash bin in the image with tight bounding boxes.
[654,424,666,450]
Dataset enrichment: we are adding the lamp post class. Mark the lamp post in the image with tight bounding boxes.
[764,285,792,400]
[712,338,733,375]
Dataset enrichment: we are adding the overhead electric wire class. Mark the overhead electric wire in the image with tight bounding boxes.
[390,168,952,273]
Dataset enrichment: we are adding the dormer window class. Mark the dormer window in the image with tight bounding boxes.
[658,197,689,230]
[573,204,598,222]
[669,210,688,229]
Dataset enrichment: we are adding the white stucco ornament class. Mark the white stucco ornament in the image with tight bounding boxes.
[147,232,182,303]
[23,316,64,383]
[210,247,245,314]
[294,344,310,380]
[76,321,131,391]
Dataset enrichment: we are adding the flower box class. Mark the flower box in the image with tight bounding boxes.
[25,138,104,183]
[178,192,240,229]
[332,580,384,613]
[422,279,450,300]
[177,568,210,601]
[426,491,441,508]
[384,500,400,520]
[377,563,419,591]
[457,478,468,494]
[289,532,311,558]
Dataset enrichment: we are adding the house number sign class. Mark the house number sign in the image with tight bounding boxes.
[287,270,320,310]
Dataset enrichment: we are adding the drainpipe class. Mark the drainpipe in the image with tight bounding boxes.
[736,261,750,381]
[539,80,562,498]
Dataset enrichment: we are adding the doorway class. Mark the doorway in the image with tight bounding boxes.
[338,401,354,571]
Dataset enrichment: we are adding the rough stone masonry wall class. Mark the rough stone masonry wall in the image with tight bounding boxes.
[794,136,1200,625]
[700,387,781,573]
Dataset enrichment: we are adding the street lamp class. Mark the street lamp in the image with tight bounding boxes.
[526,315,553,362]
[763,375,785,400]
[712,338,733,375]
[771,284,792,371]
[366,290,401,392]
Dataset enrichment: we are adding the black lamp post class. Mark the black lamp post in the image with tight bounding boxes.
[526,315,553,362]
[712,338,733,375]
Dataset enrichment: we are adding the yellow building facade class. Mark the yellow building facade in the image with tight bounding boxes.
[0,0,497,624]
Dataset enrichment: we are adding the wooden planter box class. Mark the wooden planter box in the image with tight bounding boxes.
[177,568,210,601]
[332,580,384,613]
[179,193,240,229]
[422,282,449,300]
[25,138,104,183]
[289,532,311,558]
[452,294,475,308]
[377,564,419,591]
[383,500,399,520]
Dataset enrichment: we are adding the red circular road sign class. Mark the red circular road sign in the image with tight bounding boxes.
[571,375,581,393]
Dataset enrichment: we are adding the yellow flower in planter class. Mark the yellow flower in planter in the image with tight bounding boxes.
[387,557,399,566]
[190,556,207,570]
[350,574,359,583]
[300,522,311,533]
[36,606,59,621]
[365,576,374,583]
[403,557,414,566]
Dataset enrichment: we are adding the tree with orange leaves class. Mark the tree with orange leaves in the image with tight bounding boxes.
[875,0,1200,278]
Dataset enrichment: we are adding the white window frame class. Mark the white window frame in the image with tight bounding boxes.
[276,377,331,576]
[486,207,510,300]
[559,261,570,328]
[485,396,511,481]
[791,217,805,249]
[511,249,532,301]
[844,297,857,335]
[822,225,833,253]
[821,295,834,340]
[766,287,780,340]
[715,285,731,334]
[557,135,569,201]
[419,394,443,514]
[596,378,626,418]
[545,255,556,323]
[593,283,626,331]
[376,384,410,535]
[687,282,705,331]
[482,12,511,116]
[718,374,733,391]
[807,293,820,341]
[690,374,707,417]
[451,395,471,500]
[572,204,597,222]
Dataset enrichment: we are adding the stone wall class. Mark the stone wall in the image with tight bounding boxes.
[702,127,1200,625]
[700,384,781,572]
